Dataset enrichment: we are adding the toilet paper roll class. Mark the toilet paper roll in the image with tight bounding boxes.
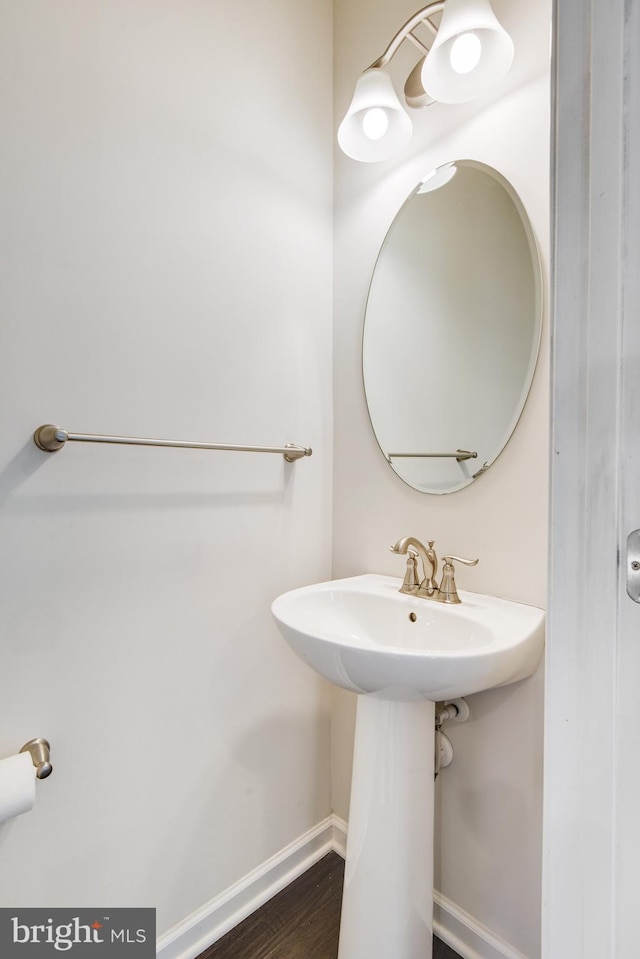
[0,752,36,825]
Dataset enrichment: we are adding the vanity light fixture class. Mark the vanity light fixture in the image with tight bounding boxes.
[338,0,513,162]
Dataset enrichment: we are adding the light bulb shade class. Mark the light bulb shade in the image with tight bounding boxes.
[338,69,412,162]
[421,0,514,104]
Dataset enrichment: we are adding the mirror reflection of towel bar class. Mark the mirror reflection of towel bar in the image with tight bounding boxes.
[387,450,477,462]
[33,425,312,462]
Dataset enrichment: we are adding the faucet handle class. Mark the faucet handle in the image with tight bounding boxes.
[399,548,420,594]
[438,555,479,605]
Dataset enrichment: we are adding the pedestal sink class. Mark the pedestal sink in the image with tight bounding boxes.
[271,574,545,959]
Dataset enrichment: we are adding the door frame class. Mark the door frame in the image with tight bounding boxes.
[544,0,639,954]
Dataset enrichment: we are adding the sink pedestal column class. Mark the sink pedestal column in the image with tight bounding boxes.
[337,695,435,959]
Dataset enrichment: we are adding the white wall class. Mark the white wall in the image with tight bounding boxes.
[333,0,550,955]
[0,0,333,940]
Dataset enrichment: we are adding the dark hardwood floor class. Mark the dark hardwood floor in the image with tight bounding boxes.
[196,852,461,959]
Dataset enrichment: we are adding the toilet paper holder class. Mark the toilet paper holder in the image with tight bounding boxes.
[19,739,52,780]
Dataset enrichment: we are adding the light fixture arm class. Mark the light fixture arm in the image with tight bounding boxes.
[367,1,445,71]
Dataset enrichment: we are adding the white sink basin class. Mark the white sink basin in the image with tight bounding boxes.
[271,573,544,701]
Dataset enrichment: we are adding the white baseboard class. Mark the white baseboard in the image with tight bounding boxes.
[156,815,343,959]
[156,814,526,959]
[331,813,348,858]
[433,890,528,959]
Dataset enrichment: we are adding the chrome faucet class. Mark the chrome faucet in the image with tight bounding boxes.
[390,537,478,604]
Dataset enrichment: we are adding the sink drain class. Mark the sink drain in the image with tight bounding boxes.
[409,612,417,622]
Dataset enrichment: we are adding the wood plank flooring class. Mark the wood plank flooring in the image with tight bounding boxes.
[196,852,461,959]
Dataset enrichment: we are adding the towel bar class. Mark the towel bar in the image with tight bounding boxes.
[33,425,312,462]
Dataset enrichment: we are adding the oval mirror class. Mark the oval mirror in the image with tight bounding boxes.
[362,160,542,494]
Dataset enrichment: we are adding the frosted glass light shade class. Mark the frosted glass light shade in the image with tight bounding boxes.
[338,69,412,162]
[421,0,514,104]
